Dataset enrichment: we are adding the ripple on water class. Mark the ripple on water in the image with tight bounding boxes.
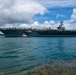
[0,37,76,74]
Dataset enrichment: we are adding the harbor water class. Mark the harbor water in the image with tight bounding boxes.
[0,37,76,75]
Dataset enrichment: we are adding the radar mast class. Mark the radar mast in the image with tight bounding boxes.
[57,22,65,30]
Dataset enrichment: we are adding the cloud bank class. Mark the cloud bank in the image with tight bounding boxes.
[37,0,76,8]
[71,9,76,20]
[0,0,46,26]
[20,20,57,29]
[0,0,76,30]
[20,8,76,30]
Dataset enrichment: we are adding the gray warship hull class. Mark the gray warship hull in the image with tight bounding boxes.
[24,29,76,37]
[1,29,76,37]
[0,29,24,37]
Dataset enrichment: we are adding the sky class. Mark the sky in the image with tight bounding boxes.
[0,0,76,30]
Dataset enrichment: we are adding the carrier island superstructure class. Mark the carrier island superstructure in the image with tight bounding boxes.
[0,22,76,37]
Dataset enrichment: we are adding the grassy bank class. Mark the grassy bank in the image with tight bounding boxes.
[6,60,76,75]
[25,65,76,75]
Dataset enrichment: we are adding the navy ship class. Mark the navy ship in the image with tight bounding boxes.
[0,28,25,37]
[1,22,76,37]
[24,22,76,37]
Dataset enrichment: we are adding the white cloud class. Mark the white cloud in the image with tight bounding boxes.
[19,20,56,29]
[49,20,55,25]
[0,0,46,26]
[1,0,76,30]
[19,24,31,29]
[63,8,76,30]
[0,24,14,28]
[18,8,76,30]
[19,20,76,30]
[56,14,65,18]
[71,9,76,20]
[37,0,76,8]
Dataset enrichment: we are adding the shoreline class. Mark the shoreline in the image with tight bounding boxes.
[4,59,76,75]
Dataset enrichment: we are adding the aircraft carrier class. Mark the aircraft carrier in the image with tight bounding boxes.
[0,22,76,37]
[0,28,25,37]
[24,22,76,37]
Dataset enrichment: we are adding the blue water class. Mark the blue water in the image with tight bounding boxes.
[0,37,76,74]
